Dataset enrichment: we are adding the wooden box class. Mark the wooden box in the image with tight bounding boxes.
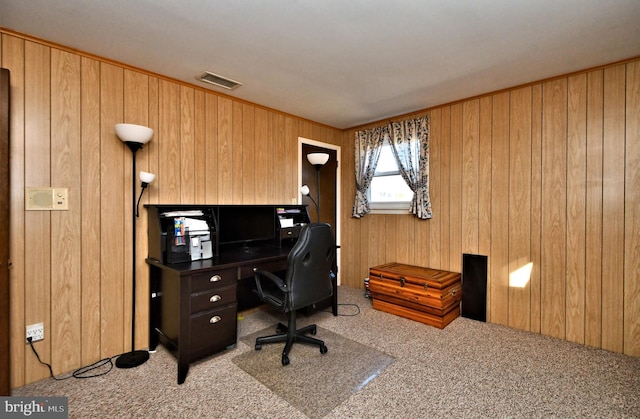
[368,262,461,329]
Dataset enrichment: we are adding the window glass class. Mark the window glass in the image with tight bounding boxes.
[369,142,413,207]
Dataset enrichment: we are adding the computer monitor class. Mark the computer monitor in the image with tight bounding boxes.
[217,205,276,245]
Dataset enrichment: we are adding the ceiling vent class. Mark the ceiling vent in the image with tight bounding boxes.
[198,71,242,90]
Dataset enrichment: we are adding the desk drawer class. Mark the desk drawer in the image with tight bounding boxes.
[239,259,288,279]
[279,226,302,240]
[191,268,236,293]
[190,304,237,358]
[190,284,236,314]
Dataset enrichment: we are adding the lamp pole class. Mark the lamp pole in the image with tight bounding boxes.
[313,164,322,222]
[114,123,154,369]
[116,142,149,369]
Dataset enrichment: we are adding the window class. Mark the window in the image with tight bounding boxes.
[368,140,413,213]
[352,116,431,219]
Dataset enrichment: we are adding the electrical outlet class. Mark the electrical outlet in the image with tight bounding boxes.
[26,322,44,342]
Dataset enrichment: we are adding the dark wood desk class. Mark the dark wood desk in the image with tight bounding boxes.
[148,245,338,384]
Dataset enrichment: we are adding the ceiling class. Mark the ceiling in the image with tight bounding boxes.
[1,0,639,129]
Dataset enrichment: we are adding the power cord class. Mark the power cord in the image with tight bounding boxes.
[323,303,361,316]
[26,337,118,380]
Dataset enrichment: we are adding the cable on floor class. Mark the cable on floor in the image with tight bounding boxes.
[323,303,361,316]
[27,337,118,380]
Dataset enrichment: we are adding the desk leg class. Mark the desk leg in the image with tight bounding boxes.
[178,362,189,385]
[149,330,159,352]
[331,275,338,316]
[149,299,159,351]
[149,268,160,351]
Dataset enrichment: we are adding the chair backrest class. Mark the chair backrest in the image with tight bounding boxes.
[285,223,335,310]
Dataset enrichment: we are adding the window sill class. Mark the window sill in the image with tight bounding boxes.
[369,202,411,215]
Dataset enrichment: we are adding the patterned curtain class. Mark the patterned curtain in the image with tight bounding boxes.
[389,115,432,219]
[352,126,386,218]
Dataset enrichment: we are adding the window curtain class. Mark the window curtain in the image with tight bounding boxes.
[351,126,386,218]
[389,115,432,219]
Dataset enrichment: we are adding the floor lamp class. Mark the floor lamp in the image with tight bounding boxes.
[301,152,329,222]
[115,123,155,369]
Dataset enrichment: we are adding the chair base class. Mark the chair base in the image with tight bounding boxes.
[255,312,328,366]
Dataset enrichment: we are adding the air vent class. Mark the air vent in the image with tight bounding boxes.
[198,71,242,90]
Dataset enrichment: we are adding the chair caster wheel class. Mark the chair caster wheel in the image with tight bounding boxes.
[276,325,285,333]
[255,344,262,350]
[311,325,317,335]
[281,355,290,366]
[320,344,328,354]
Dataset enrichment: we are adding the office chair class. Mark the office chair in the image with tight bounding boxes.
[253,222,336,366]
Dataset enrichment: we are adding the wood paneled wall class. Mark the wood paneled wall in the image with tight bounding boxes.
[340,59,640,358]
[2,28,638,388]
[0,31,342,388]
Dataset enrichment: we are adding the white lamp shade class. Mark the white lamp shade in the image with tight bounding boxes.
[307,152,329,166]
[299,185,310,195]
[115,123,154,144]
[139,171,156,184]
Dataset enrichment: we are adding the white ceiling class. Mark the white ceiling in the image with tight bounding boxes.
[1,0,639,129]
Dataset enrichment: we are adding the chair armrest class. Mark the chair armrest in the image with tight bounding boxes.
[253,268,288,301]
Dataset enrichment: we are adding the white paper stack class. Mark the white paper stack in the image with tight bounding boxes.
[184,218,213,261]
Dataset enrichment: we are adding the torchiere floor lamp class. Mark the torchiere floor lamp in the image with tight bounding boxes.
[115,123,155,369]
[301,152,329,222]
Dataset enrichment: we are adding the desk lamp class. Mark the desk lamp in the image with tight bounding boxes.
[115,123,154,369]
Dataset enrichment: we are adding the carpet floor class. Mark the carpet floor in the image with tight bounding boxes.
[11,286,640,418]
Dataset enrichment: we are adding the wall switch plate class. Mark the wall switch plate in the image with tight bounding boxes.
[26,322,44,342]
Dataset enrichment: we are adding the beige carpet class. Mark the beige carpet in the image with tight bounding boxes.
[10,286,640,418]
[232,325,394,419]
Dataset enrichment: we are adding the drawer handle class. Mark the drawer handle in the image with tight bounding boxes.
[210,275,222,282]
[210,294,221,303]
[399,276,406,287]
[210,316,221,324]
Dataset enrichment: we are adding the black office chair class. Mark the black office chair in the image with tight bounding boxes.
[253,222,336,366]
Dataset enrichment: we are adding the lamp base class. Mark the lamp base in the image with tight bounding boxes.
[115,350,150,369]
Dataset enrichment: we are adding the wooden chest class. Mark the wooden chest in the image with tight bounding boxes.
[368,263,462,329]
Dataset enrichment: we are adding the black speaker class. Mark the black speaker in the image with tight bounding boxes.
[461,254,488,322]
